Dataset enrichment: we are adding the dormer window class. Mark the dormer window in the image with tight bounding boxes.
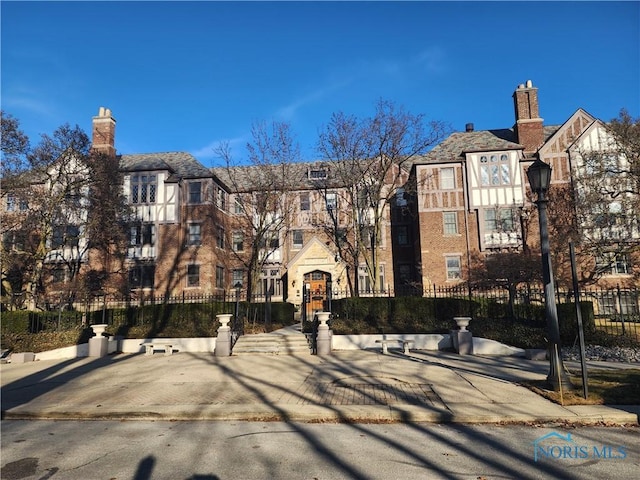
[309,168,328,180]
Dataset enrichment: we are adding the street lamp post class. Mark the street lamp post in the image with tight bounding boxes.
[526,159,573,390]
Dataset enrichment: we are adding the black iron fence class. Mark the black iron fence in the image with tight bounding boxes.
[3,285,638,342]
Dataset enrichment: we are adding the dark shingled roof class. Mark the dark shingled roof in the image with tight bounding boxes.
[211,160,374,192]
[414,126,562,165]
[119,152,211,179]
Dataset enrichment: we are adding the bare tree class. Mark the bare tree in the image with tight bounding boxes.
[1,117,131,309]
[214,120,300,303]
[568,110,640,283]
[315,99,449,295]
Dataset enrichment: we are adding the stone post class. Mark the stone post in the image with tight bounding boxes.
[89,324,109,357]
[215,314,232,357]
[451,317,473,355]
[315,312,332,356]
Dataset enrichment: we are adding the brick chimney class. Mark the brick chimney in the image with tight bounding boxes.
[91,107,116,157]
[512,80,544,154]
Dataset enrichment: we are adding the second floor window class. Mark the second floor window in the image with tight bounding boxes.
[130,224,155,246]
[485,208,515,233]
[188,223,201,246]
[292,230,303,248]
[131,174,157,204]
[443,212,458,235]
[189,182,202,204]
[52,225,80,248]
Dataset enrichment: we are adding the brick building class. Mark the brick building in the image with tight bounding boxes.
[3,81,637,311]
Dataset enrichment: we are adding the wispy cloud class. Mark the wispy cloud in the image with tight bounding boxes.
[275,77,353,121]
[414,46,447,74]
[191,135,248,164]
[2,89,56,118]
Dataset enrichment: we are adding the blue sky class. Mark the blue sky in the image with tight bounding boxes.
[2,1,639,166]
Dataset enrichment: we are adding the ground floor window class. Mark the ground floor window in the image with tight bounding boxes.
[445,255,461,280]
[187,264,200,287]
[215,265,224,289]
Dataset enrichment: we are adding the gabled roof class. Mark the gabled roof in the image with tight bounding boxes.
[412,125,562,166]
[119,152,211,180]
[415,129,523,164]
[538,108,597,157]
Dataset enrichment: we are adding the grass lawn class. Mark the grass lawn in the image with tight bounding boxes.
[526,369,640,405]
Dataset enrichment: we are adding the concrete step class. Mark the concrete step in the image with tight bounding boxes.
[232,333,311,355]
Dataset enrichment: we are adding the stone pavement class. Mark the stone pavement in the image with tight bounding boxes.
[1,348,638,425]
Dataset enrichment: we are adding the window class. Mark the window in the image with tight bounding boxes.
[292,230,303,248]
[395,188,407,207]
[443,212,458,235]
[130,224,155,246]
[188,182,202,204]
[397,226,409,245]
[52,225,80,248]
[188,223,201,246]
[234,197,243,214]
[300,193,310,211]
[232,269,244,288]
[445,256,461,280]
[6,194,15,212]
[216,265,224,289]
[129,264,155,288]
[398,264,411,284]
[216,187,226,210]
[309,168,328,179]
[130,174,157,204]
[232,232,244,252]
[485,208,515,233]
[358,264,385,294]
[440,167,455,189]
[3,231,26,251]
[216,226,224,249]
[326,192,337,211]
[480,154,511,186]
[187,264,200,287]
[596,253,630,276]
[52,266,65,283]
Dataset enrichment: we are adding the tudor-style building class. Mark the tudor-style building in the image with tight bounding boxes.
[3,81,637,312]
[406,80,638,291]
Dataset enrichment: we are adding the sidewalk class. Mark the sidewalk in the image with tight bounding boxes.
[1,349,638,425]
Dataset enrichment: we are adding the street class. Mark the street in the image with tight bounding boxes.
[1,421,638,480]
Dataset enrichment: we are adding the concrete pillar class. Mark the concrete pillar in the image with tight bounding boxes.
[215,314,232,356]
[451,317,473,355]
[316,312,332,356]
[89,324,109,357]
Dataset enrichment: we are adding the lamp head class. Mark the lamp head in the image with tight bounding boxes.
[526,159,552,195]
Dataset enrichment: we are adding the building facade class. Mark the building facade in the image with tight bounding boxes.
[2,81,637,312]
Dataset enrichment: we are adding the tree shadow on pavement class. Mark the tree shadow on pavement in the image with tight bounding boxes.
[192,350,586,480]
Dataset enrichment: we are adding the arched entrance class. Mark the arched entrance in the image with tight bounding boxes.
[303,270,332,318]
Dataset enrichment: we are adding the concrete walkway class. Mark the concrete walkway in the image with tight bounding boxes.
[1,347,638,425]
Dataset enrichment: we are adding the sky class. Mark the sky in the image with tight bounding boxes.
[2,1,639,167]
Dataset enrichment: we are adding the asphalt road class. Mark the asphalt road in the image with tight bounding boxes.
[1,421,638,480]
